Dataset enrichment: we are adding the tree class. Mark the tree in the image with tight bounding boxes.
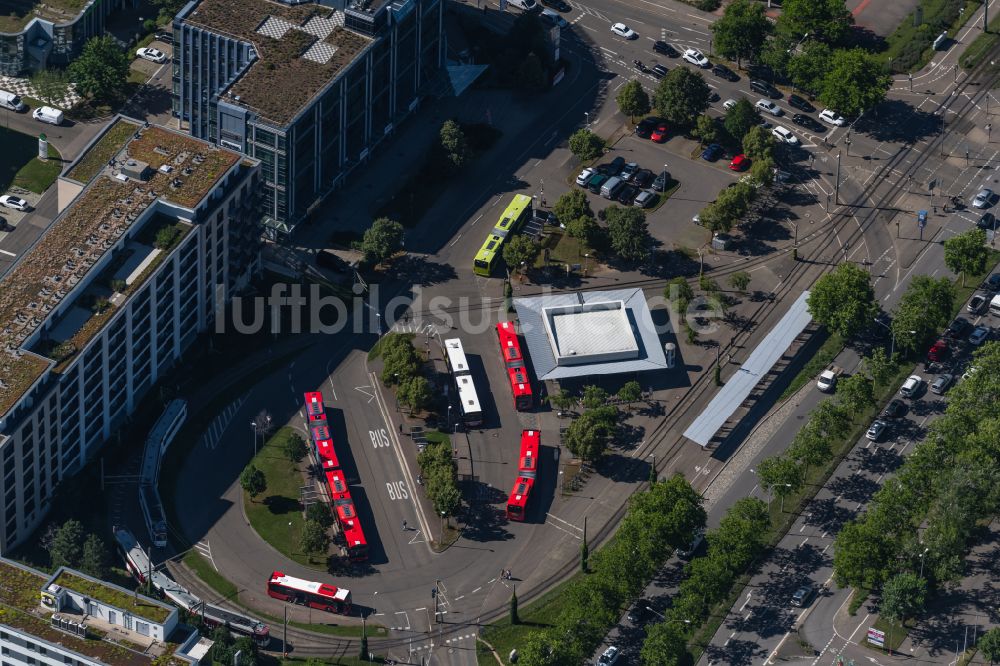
[397,375,433,413]
[360,217,405,266]
[640,621,686,666]
[581,385,609,409]
[754,456,802,508]
[760,36,793,81]
[742,125,775,162]
[943,228,989,286]
[503,234,539,273]
[80,534,109,578]
[880,572,927,623]
[69,36,130,102]
[31,69,72,105]
[565,215,600,244]
[865,346,895,387]
[306,502,334,529]
[282,432,308,463]
[49,519,85,569]
[694,114,719,146]
[618,380,643,408]
[787,41,833,94]
[510,590,519,625]
[616,79,651,121]
[232,638,258,666]
[568,129,605,161]
[429,471,462,517]
[605,205,649,262]
[563,407,617,461]
[833,519,893,589]
[711,0,772,68]
[820,48,892,118]
[438,120,468,170]
[837,372,875,413]
[240,464,267,502]
[891,275,955,355]
[554,189,593,223]
[665,276,694,310]
[980,627,1000,664]
[381,335,420,385]
[777,0,853,45]
[653,67,711,127]
[724,98,761,144]
[787,423,832,473]
[300,520,329,563]
[729,271,751,293]
[749,154,775,187]
[549,388,577,412]
[807,263,878,339]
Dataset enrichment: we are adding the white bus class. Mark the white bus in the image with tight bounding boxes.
[444,338,484,427]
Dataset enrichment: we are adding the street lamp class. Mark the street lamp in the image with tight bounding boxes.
[872,317,896,358]
[250,421,258,456]
[584,111,590,128]
[447,404,452,432]
[918,547,930,578]
[645,607,690,625]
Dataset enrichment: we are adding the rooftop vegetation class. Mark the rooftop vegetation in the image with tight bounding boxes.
[66,119,141,184]
[53,571,171,623]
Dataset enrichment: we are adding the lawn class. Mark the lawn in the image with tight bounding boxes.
[0,127,41,192]
[870,616,914,652]
[477,575,578,665]
[959,9,1000,69]
[882,0,979,73]
[183,551,238,599]
[779,330,841,400]
[13,144,62,193]
[533,228,590,271]
[244,427,324,570]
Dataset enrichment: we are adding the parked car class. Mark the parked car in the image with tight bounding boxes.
[722,98,738,111]
[792,113,824,132]
[154,30,174,43]
[32,106,63,125]
[930,373,954,394]
[771,125,799,145]
[756,99,783,116]
[927,338,949,362]
[969,325,991,346]
[866,419,888,441]
[978,212,996,230]
[632,169,654,187]
[787,94,815,113]
[682,48,709,67]
[973,187,994,209]
[900,374,923,398]
[620,162,639,180]
[701,143,723,161]
[652,171,669,192]
[0,195,29,212]
[791,584,816,608]
[610,23,637,39]
[540,0,570,10]
[945,317,972,339]
[597,646,620,665]
[881,399,907,418]
[617,184,639,204]
[677,530,705,559]
[626,601,650,624]
[750,79,780,98]
[576,167,595,186]
[651,123,669,142]
[634,190,655,208]
[587,173,608,194]
[600,156,626,175]
[986,273,1000,290]
[968,293,989,314]
[712,63,739,81]
[651,64,668,79]
[136,47,168,63]
[818,109,847,126]
[729,154,750,171]
[653,40,679,57]
[635,117,658,138]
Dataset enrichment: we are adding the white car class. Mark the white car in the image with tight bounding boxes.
[136,47,168,63]
[682,48,709,67]
[866,419,887,441]
[576,167,595,186]
[722,99,737,111]
[597,646,620,665]
[610,23,637,39]
[900,374,923,398]
[771,125,799,145]
[973,188,994,209]
[0,195,29,212]
[756,99,782,116]
[818,109,847,126]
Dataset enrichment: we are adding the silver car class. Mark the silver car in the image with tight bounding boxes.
[969,325,991,346]
[973,188,994,209]
[930,373,953,394]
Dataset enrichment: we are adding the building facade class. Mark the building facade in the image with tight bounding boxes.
[173,0,444,235]
[0,0,128,76]
[0,118,260,553]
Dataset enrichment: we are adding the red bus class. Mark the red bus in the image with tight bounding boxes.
[315,438,339,471]
[325,470,370,561]
[496,322,533,411]
[266,571,351,614]
[310,424,330,444]
[507,430,540,521]
[303,391,326,424]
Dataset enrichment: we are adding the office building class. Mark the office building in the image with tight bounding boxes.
[0,116,260,553]
[173,0,444,235]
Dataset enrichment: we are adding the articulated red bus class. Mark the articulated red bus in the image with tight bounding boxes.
[506,430,540,521]
[496,322,533,411]
[266,571,351,614]
[303,391,326,424]
[326,470,370,561]
[310,424,331,444]
[315,437,339,471]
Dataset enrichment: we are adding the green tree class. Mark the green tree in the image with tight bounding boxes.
[554,189,593,222]
[397,375,433,413]
[48,519,85,569]
[502,234,540,273]
[833,519,893,589]
[777,0,854,45]
[864,346,895,387]
[616,79,651,121]
[618,380,643,407]
[282,432,308,463]
[568,129,605,161]
[820,48,892,118]
[563,407,617,461]
[381,335,420,385]
[694,114,719,145]
[80,533,109,578]
[565,215,600,245]
[760,36,793,80]
[640,621,686,666]
[240,464,267,502]
[154,225,181,249]
[787,41,833,94]
[653,67,711,127]
[68,36,130,102]
[979,627,1000,664]
[549,388,577,412]
[581,385,609,409]
[711,0,773,68]
[787,422,832,473]
[724,98,761,143]
[665,276,694,311]
[605,205,649,262]
[232,638,258,666]
[749,154,776,187]
[30,69,73,105]
[360,217,405,266]
[742,125,775,162]
[891,275,955,355]
[729,271,751,293]
[943,228,989,286]
[880,572,927,623]
[429,469,462,517]
[754,455,802,508]
[709,497,770,572]
[438,120,468,170]
[305,502,334,529]
[836,372,875,413]
[806,262,878,339]
[300,520,329,562]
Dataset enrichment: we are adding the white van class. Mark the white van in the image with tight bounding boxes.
[506,0,537,10]
[601,176,624,199]
[990,293,1000,317]
[32,106,63,125]
[0,90,26,112]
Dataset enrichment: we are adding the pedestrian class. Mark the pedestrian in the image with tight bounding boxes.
[399,422,403,434]
[402,520,407,531]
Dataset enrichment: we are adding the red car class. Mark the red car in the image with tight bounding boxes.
[650,123,668,143]
[927,338,949,362]
[729,154,750,171]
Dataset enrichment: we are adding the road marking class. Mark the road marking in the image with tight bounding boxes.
[739,592,752,611]
[471,586,482,594]
[545,512,583,532]
[354,384,375,403]
[194,540,217,571]
[0,249,15,257]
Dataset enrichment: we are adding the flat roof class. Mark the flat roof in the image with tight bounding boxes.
[514,289,668,380]
[683,291,812,447]
[0,0,96,34]
[50,570,173,624]
[0,119,243,417]
[183,0,372,126]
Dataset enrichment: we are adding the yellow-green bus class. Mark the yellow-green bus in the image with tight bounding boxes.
[473,194,533,276]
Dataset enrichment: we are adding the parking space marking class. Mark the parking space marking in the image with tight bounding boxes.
[199,393,247,450]
[0,249,15,257]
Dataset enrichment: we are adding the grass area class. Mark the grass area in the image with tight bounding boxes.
[870,616,914,652]
[424,430,451,446]
[883,0,979,73]
[477,575,578,665]
[647,179,682,213]
[244,426,323,571]
[12,144,62,193]
[959,9,1000,69]
[127,67,149,86]
[66,119,139,183]
[533,228,591,270]
[183,551,238,599]
[848,585,871,615]
[778,330,841,400]
[54,572,170,623]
